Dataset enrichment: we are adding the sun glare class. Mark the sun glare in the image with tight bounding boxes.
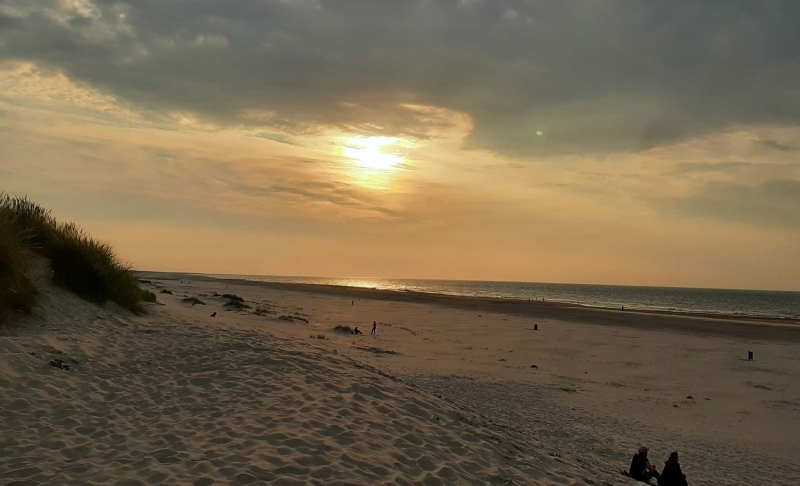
[342,136,404,170]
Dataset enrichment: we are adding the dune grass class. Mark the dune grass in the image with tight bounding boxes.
[253,307,276,316]
[0,194,147,320]
[333,324,353,333]
[0,214,39,320]
[221,293,244,303]
[224,299,250,310]
[182,297,206,306]
[140,291,157,303]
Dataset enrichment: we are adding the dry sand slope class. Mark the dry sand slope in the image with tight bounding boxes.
[1,281,628,485]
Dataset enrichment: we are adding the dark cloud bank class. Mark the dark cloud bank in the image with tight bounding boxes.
[2,0,800,157]
[665,179,800,230]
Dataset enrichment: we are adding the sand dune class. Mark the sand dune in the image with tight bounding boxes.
[0,275,639,485]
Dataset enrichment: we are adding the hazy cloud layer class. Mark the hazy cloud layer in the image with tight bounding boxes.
[667,179,800,229]
[2,0,799,157]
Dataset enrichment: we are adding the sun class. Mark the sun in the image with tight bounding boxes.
[341,136,404,170]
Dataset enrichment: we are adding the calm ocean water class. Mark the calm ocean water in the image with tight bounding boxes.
[205,275,800,320]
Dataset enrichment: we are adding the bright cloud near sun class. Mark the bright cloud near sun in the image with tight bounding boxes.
[341,137,407,170]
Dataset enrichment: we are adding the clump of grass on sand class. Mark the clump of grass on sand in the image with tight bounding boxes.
[222,293,244,302]
[357,346,399,355]
[182,297,206,306]
[140,290,157,303]
[225,299,250,310]
[0,213,39,320]
[160,289,173,295]
[310,334,327,340]
[0,194,147,320]
[333,325,353,333]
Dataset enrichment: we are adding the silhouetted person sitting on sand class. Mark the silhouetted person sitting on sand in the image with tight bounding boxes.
[371,321,377,335]
[352,327,363,335]
[658,452,688,486]
[629,446,660,483]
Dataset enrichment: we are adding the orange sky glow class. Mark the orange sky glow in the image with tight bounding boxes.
[1,2,799,290]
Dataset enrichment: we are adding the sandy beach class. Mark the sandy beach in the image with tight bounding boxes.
[7,2,800,484]
[2,272,799,485]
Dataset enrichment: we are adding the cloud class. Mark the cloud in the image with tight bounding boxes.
[757,139,795,152]
[2,1,799,157]
[673,162,753,174]
[665,179,800,230]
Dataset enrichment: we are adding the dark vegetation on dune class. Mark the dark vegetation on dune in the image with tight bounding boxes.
[254,307,276,316]
[182,297,206,306]
[225,299,250,310]
[140,291,158,303]
[0,210,39,320]
[333,325,353,333]
[0,194,150,322]
[221,294,251,310]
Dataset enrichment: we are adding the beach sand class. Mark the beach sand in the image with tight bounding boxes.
[2,272,799,485]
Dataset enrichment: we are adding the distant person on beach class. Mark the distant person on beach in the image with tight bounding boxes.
[629,446,660,483]
[352,327,363,335]
[658,452,688,486]
[371,321,377,335]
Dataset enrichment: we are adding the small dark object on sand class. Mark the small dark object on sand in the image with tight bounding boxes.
[50,359,70,371]
[211,312,217,317]
[686,395,694,399]
[530,364,538,368]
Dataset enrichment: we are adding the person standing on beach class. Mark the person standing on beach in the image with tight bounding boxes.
[371,321,377,335]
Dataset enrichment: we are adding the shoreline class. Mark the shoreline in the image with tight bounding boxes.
[147,272,800,343]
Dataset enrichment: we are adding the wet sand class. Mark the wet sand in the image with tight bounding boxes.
[183,275,800,342]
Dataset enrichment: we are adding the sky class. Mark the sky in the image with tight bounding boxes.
[1,0,799,290]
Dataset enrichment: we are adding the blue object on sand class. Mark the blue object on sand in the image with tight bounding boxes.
[748,351,754,361]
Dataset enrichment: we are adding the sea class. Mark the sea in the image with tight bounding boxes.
[206,275,800,321]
